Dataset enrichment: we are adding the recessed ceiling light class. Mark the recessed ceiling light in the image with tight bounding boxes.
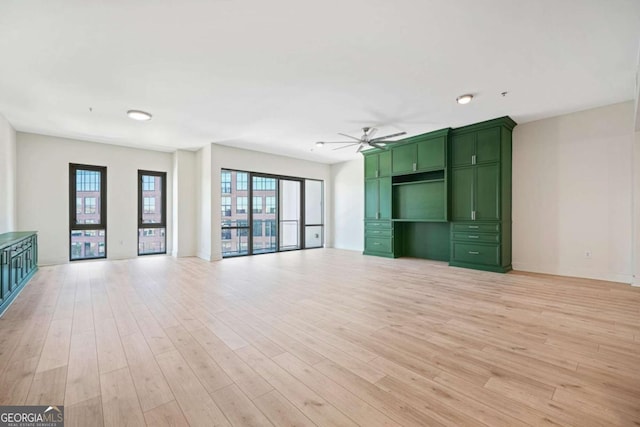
[456,94,473,105]
[127,110,152,121]
[315,141,324,147]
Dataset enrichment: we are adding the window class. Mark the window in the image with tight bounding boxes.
[252,196,262,214]
[143,197,155,214]
[237,220,248,237]
[265,220,277,236]
[70,164,106,260]
[236,172,248,191]
[138,170,167,255]
[236,197,247,214]
[221,171,231,193]
[221,197,231,216]
[142,175,155,191]
[253,220,263,237]
[266,196,276,214]
[220,169,323,257]
[84,197,96,214]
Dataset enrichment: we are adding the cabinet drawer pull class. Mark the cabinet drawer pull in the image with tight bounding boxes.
[468,235,479,239]
[373,242,381,245]
[371,231,380,234]
[468,251,480,255]
[468,225,479,229]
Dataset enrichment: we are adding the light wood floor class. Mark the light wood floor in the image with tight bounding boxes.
[0,249,639,426]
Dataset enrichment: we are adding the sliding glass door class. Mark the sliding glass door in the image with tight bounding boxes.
[304,179,324,248]
[221,170,250,256]
[221,169,322,258]
[279,179,302,251]
[252,175,278,254]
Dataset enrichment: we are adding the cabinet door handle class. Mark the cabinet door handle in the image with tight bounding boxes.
[468,235,479,239]
[472,154,476,165]
[375,170,379,178]
[376,212,380,219]
[412,162,417,172]
[471,211,476,221]
[468,251,480,255]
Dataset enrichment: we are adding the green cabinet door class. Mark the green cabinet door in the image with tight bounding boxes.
[476,127,500,164]
[364,154,378,179]
[379,176,392,219]
[364,179,379,219]
[378,151,391,177]
[451,167,474,221]
[364,151,392,178]
[416,136,445,171]
[451,133,475,167]
[475,163,500,220]
[391,144,416,174]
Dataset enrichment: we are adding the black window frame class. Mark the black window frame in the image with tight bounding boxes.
[138,170,167,256]
[69,163,107,261]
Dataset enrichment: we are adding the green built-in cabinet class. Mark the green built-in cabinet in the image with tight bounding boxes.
[363,117,515,273]
[1,232,38,316]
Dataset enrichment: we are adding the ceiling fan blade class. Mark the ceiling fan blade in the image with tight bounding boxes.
[319,141,361,144]
[337,133,363,142]
[331,143,360,151]
[369,131,407,142]
[366,128,378,139]
[356,144,365,153]
[369,142,388,149]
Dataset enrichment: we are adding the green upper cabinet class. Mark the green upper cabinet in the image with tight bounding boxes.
[391,144,415,174]
[476,127,501,164]
[451,127,501,167]
[451,133,475,167]
[364,150,391,179]
[417,136,446,171]
[391,132,448,175]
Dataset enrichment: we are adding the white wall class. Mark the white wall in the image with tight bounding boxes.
[196,144,213,260]
[0,114,17,234]
[330,159,364,251]
[208,144,331,260]
[172,150,197,257]
[633,130,640,286]
[513,102,634,283]
[17,133,173,265]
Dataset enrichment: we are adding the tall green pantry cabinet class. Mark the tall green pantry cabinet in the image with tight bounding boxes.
[362,116,516,273]
[363,151,401,257]
[449,117,515,272]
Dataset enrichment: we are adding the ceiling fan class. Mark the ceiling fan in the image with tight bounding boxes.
[316,127,407,153]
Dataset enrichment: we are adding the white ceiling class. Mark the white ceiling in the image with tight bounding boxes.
[1,0,639,164]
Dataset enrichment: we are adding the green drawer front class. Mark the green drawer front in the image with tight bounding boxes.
[365,237,393,254]
[365,228,392,238]
[452,232,500,243]
[365,221,392,230]
[451,223,500,233]
[453,242,500,266]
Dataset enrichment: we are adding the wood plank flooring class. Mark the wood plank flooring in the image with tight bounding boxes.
[0,249,639,426]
